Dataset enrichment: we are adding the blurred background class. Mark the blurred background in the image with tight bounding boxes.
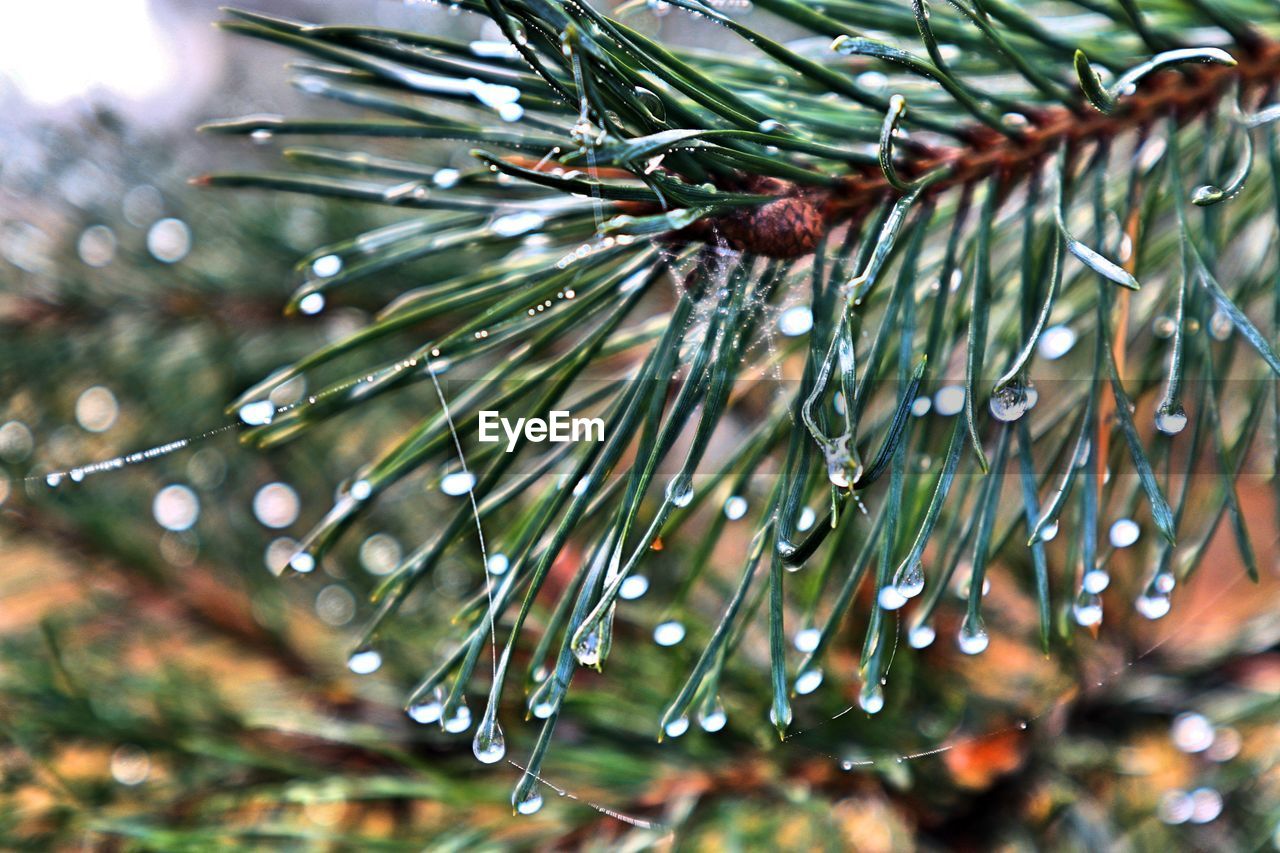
[2,1,1280,849]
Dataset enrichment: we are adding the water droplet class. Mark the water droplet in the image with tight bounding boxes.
[76,386,118,433]
[697,698,727,732]
[1188,787,1223,823]
[1171,712,1214,753]
[1072,594,1103,627]
[797,507,816,532]
[666,478,694,507]
[289,551,315,573]
[663,715,690,738]
[1039,521,1060,542]
[908,624,935,649]
[78,224,116,268]
[795,668,823,695]
[957,616,989,655]
[1038,324,1076,360]
[311,254,343,278]
[1155,403,1188,435]
[473,716,506,764]
[1135,591,1171,619]
[250,128,274,144]
[826,456,851,489]
[1154,572,1175,594]
[793,627,821,653]
[110,744,150,786]
[1158,789,1194,825]
[514,788,544,815]
[146,218,191,263]
[894,559,924,598]
[492,211,545,237]
[989,381,1032,422]
[153,484,199,531]
[347,647,382,675]
[618,575,649,600]
[440,470,476,496]
[443,703,472,733]
[777,305,813,336]
[634,85,665,120]
[298,292,326,315]
[408,697,443,724]
[573,622,605,667]
[238,400,276,426]
[487,553,510,576]
[723,495,748,520]
[653,620,685,646]
[858,682,884,714]
[1152,315,1176,338]
[1082,569,1110,594]
[1208,310,1233,341]
[1108,518,1140,548]
[934,385,965,416]
[433,168,460,188]
[910,396,931,417]
[877,584,907,610]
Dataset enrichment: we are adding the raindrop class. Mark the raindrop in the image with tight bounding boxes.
[908,624,935,649]
[698,698,727,732]
[1135,591,1171,619]
[238,400,276,426]
[1188,787,1223,823]
[289,551,316,573]
[1039,521,1060,542]
[934,385,965,416]
[618,575,649,600]
[663,716,690,738]
[572,623,604,667]
[989,381,1033,422]
[877,584,907,610]
[253,482,300,528]
[473,716,506,764]
[346,647,382,675]
[1082,569,1110,594]
[1038,324,1076,360]
[1072,594,1103,627]
[110,745,150,786]
[443,703,473,734]
[153,484,199,532]
[794,668,823,695]
[653,620,685,646]
[492,211,545,237]
[433,168,461,188]
[667,477,694,507]
[910,396,931,417]
[514,789,544,815]
[298,292,326,315]
[359,533,401,575]
[723,495,749,520]
[1155,403,1188,435]
[440,470,476,496]
[487,553,510,576]
[408,696,443,725]
[1158,789,1193,825]
[1152,315,1177,338]
[316,585,356,626]
[797,507,816,532]
[793,627,820,653]
[0,421,34,462]
[146,217,191,263]
[75,385,118,432]
[957,616,989,655]
[1108,518,1140,548]
[311,254,343,278]
[777,305,813,336]
[858,682,884,714]
[894,559,924,598]
[1208,310,1233,341]
[1171,712,1214,753]
[77,224,116,267]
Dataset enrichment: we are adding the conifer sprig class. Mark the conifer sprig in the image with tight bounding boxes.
[198,1,1280,812]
